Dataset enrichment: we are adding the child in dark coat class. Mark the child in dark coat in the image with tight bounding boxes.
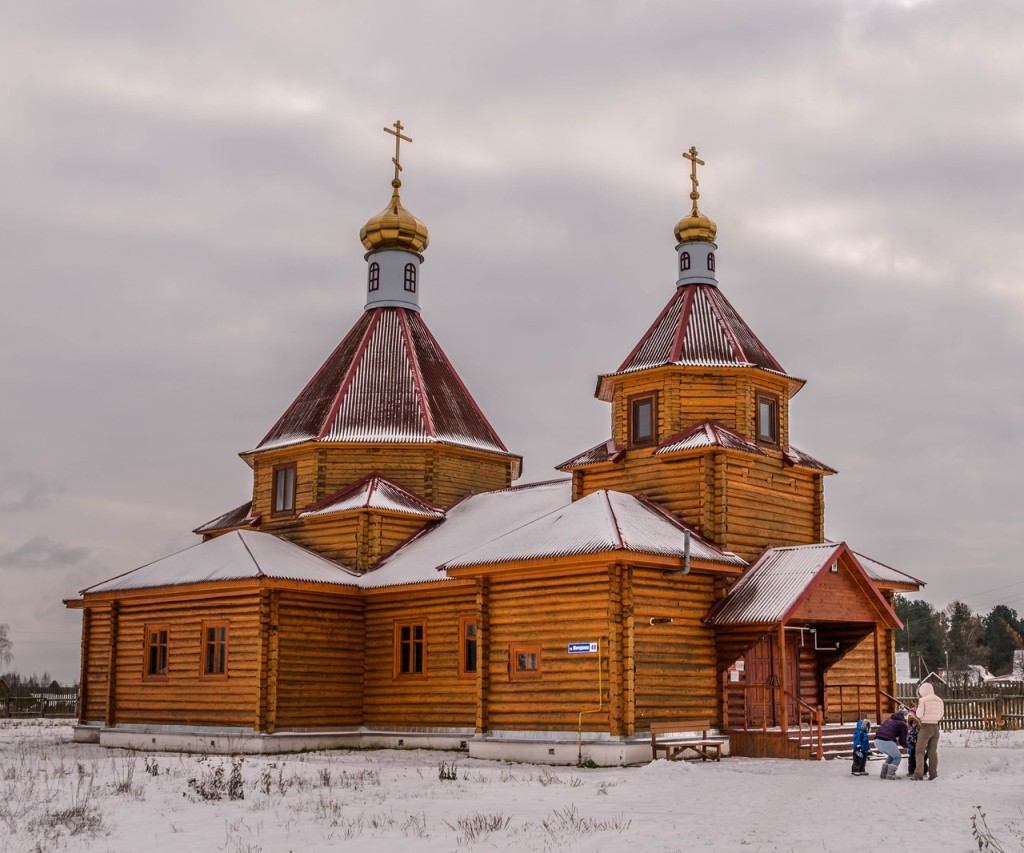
[851,718,871,776]
[905,711,928,778]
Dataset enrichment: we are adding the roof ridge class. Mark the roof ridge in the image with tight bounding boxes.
[317,308,384,440]
[398,308,437,439]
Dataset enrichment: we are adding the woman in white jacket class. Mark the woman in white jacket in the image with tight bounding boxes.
[910,682,945,780]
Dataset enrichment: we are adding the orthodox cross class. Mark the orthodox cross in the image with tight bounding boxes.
[682,145,705,212]
[383,120,412,184]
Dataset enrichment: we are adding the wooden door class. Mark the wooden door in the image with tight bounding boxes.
[744,638,776,727]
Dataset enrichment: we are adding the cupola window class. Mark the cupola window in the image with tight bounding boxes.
[629,394,657,447]
[756,392,779,446]
[368,262,380,291]
[707,252,716,272]
[404,263,417,293]
[680,252,691,271]
[272,463,296,515]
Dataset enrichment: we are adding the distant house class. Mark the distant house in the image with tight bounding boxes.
[0,676,9,699]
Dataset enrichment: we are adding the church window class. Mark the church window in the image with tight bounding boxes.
[629,394,657,446]
[202,624,228,676]
[459,616,477,676]
[707,252,716,271]
[756,392,779,445]
[395,622,425,675]
[368,262,380,291]
[272,463,296,516]
[680,252,691,271]
[144,626,169,677]
[404,263,417,292]
[509,644,541,680]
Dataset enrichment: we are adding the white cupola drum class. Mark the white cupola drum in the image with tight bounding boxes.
[675,146,718,287]
[360,120,430,312]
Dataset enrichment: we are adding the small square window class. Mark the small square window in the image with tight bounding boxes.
[630,395,656,446]
[509,644,541,680]
[396,622,425,676]
[459,616,477,676]
[756,392,779,445]
[202,624,228,676]
[144,626,169,678]
[272,463,296,516]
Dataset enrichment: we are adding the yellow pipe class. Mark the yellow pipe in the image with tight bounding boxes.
[577,638,604,767]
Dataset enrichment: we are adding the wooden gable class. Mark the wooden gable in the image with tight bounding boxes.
[787,548,899,627]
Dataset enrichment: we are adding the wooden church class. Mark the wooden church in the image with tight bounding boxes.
[65,127,923,764]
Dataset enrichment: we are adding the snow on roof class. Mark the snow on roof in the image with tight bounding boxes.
[193,501,257,535]
[656,420,765,457]
[441,489,745,571]
[299,474,445,520]
[600,284,800,396]
[706,542,846,625]
[251,307,517,462]
[555,439,626,470]
[81,530,359,594]
[784,445,837,474]
[847,548,924,587]
[359,479,573,589]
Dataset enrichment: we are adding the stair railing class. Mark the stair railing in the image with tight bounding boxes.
[784,691,823,760]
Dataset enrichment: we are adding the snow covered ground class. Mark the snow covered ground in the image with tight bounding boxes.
[2,720,1022,852]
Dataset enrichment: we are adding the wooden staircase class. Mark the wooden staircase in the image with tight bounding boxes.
[729,722,872,760]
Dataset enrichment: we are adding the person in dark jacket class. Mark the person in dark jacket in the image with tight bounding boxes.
[851,718,871,776]
[873,709,908,779]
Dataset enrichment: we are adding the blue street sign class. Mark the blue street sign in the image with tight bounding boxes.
[567,642,598,654]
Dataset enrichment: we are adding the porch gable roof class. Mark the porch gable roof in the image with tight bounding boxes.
[705,542,901,628]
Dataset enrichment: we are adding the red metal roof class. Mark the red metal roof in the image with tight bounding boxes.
[253,307,515,459]
[555,439,626,470]
[299,473,445,520]
[598,284,802,399]
[783,445,837,474]
[656,420,766,457]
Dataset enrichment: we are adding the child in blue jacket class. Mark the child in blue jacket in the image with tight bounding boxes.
[851,718,871,775]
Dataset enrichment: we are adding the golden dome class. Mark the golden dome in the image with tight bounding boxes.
[359,179,430,254]
[674,207,718,244]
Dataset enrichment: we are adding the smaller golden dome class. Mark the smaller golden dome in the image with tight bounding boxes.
[360,180,429,254]
[674,192,717,244]
[674,210,717,244]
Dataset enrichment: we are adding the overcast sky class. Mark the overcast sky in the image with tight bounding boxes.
[3,0,1023,681]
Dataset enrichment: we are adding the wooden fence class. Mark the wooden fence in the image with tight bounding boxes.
[0,688,79,719]
[895,682,1024,731]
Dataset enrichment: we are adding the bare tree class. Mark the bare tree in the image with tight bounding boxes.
[0,623,12,668]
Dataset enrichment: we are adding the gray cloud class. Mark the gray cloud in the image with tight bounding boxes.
[0,538,89,569]
[3,0,1024,680]
[0,471,65,513]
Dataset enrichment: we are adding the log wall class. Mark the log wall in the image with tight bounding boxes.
[631,570,720,728]
[273,589,365,730]
[606,370,792,452]
[483,568,615,733]
[79,604,112,724]
[98,590,263,728]
[577,450,821,562]
[362,584,478,729]
[278,513,431,572]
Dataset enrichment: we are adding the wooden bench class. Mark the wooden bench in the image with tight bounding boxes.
[649,719,724,762]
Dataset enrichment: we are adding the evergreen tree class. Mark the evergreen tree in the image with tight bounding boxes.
[894,596,946,677]
[946,601,985,685]
[982,605,1023,675]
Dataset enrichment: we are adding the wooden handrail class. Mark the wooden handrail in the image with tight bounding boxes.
[784,690,824,760]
